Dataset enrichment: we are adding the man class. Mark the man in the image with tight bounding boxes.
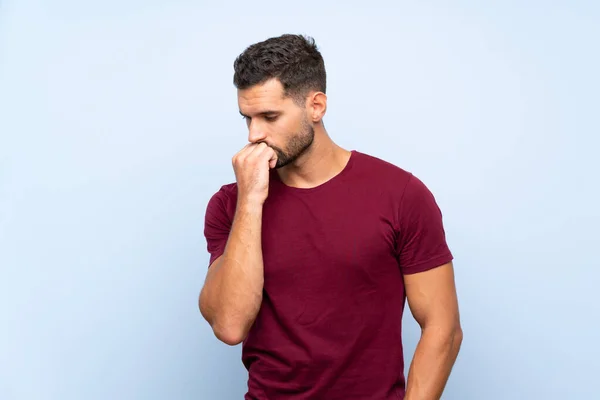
[199,34,463,400]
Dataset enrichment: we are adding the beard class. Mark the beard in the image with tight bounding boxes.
[269,117,315,169]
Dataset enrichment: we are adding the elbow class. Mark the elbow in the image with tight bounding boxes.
[213,324,247,346]
[198,287,255,346]
[453,325,464,349]
[455,324,463,340]
[445,322,463,356]
[422,322,463,349]
[199,297,247,346]
[199,306,245,346]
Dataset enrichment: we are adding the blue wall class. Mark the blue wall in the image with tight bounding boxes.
[1,1,598,399]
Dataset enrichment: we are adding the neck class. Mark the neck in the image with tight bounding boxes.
[276,126,352,189]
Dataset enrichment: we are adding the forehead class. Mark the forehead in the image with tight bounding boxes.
[237,79,289,113]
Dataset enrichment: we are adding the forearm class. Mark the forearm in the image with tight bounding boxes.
[200,201,264,345]
[405,326,463,400]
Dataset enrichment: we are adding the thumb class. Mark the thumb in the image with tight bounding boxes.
[268,154,278,169]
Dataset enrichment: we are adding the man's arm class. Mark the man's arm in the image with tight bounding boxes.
[404,262,463,400]
[199,201,264,346]
[199,143,276,346]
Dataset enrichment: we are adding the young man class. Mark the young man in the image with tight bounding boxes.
[199,34,463,400]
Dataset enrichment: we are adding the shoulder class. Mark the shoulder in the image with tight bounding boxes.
[205,182,238,219]
[352,150,415,191]
[210,182,238,201]
[352,150,442,210]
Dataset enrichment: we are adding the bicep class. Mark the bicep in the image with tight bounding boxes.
[404,262,460,329]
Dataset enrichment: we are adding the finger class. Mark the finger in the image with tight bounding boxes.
[233,144,250,159]
[247,142,269,156]
[268,155,278,169]
[234,143,258,163]
[240,143,257,155]
[259,146,277,169]
[244,143,270,162]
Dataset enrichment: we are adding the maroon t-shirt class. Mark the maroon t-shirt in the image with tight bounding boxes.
[204,150,453,400]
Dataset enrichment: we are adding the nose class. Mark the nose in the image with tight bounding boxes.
[248,121,267,144]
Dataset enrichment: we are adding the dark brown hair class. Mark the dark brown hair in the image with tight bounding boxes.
[233,34,326,105]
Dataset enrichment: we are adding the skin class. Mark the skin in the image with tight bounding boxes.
[404,262,463,399]
[199,77,462,399]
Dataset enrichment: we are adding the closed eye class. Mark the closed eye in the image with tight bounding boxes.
[239,112,279,122]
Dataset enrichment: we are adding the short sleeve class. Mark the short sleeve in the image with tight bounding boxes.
[395,175,453,275]
[203,186,235,267]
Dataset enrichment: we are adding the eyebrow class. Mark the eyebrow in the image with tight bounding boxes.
[239,110,280,118]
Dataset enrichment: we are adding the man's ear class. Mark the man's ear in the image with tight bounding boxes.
[308,92,327,123]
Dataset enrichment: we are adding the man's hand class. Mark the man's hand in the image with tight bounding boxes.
[232,143,278,206]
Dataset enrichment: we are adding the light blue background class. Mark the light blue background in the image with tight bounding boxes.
[1,1,598,399]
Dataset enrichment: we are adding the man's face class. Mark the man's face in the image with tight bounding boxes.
[238,78,314,169]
